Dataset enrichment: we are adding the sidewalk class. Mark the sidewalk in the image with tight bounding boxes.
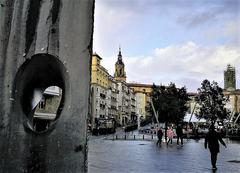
[88,137,240,173]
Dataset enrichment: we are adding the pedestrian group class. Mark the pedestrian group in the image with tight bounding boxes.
[156,124,184,147]
[156,124,227,170]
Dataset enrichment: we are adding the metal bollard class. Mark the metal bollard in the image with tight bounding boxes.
[125,134,127,140]
[134,135,135,140]
[143,135,144,140]
[116,135,118,140]
[152,135,153,139]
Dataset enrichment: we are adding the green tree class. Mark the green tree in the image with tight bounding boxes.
[150,83,189,140]
[195,79,230,125]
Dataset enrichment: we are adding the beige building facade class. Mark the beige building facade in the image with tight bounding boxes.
[128,83,153,120]
[91,50,138,129]
[91,52,137,129]
[91,53,111,129]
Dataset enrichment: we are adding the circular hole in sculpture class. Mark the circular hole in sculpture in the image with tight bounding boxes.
[15,53,68,134]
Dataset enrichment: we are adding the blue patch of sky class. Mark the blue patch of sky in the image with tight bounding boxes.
[116,16,227,56]
[94,0,239,57]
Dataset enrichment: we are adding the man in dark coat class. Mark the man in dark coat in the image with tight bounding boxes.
[176,125,183,145]
[205,125,227,170]
[156,128,163,147]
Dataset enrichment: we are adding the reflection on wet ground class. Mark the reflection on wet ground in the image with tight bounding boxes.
[88,136,240,173]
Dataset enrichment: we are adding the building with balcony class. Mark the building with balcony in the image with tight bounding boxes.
[113,49,137,126]
[91,53,109,129]
[90,50,157,130]
[116,81,130,126]
[130,90,137,123]
[107,76,119,125]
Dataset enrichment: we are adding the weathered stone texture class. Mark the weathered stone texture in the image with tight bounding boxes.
[0,0,94,172]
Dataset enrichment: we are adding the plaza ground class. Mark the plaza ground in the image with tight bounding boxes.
[88,135,240,173]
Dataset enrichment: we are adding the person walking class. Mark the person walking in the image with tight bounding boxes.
[167,127,174,146]
[156,128,163,147]
[176,125,183,146]
[205,124,227,170]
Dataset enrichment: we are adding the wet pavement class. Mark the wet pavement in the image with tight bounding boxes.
[88,135,240,173]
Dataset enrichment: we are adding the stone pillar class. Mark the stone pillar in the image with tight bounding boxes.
[0,0,94,172]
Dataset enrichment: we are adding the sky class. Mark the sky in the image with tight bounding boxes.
[93,0,240,92]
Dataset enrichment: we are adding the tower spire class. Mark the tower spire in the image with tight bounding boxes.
[114,46,126,82]
[118,45,122,61]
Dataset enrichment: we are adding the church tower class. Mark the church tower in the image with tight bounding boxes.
[224,64,236,91]
[114,47,127,82]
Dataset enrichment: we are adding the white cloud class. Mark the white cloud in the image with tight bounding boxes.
[101,42,240,92]
[94,1,240,92]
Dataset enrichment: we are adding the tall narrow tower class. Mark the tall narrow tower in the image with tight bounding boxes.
[224,64,236,91]
[114,47,127,82]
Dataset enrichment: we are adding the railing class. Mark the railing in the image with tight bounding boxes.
[104,134,158,141]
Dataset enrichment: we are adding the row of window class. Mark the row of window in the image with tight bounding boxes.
[96,88,107,94]
[97,68,108,77]
[96,78,108,86]
[100,104,106,109]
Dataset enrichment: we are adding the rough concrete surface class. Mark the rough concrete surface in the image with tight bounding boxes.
[0,0,94,172]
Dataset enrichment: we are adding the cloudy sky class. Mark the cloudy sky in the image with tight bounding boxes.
[93,0,240,92]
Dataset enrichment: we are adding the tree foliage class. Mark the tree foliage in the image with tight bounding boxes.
[150,83,189,124]
[195,79,230,123]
